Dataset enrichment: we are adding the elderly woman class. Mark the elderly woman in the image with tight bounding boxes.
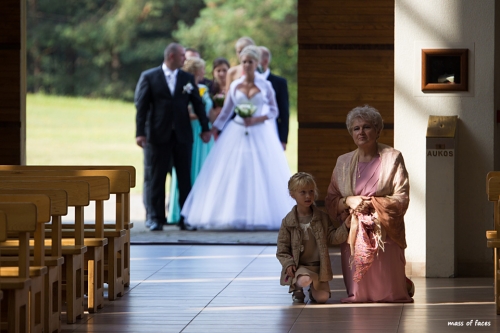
[325,105,414,303]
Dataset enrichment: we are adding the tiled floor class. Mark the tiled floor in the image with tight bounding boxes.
[61,245,499,332]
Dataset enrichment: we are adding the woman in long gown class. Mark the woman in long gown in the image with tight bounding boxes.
[325,105,414,303]
[181,45,294,230]
[168,57,214,223]
[208,57,230,124]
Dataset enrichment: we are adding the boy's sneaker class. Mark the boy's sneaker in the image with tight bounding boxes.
[292,289,305,303]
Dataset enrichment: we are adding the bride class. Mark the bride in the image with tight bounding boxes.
[181,45,294,230]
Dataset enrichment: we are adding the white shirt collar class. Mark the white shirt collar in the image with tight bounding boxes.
[261,68,270,79]
[162,63,178,77]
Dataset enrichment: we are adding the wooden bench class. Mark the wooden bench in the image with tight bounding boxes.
[0,203,37,333]
[0,194,51,333]
[0,173,110,318]
[0,165,136,290]
[486,172,500,315]
[0,189,67,333]
[0,169,128,302]
[0,179,89,324]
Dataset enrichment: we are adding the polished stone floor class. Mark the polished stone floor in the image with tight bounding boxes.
[61,245,499,332]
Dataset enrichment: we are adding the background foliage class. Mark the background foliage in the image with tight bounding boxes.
[27,0,297,104]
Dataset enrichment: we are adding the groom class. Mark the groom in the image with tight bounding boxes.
[135,43,212,231]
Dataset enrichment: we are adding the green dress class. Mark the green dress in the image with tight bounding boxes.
[167,84,214,223]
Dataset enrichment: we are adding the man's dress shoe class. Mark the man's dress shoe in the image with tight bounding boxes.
[149,221,163,231]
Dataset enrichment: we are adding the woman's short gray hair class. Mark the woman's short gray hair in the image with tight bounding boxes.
[239,45,261,63]
[346,105,384,135]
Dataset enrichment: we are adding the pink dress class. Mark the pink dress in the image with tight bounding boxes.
[340,156,413,303]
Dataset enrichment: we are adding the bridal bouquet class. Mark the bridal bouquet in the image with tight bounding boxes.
[235,103,256,118]
[213,93,225,107]
[234,103,257,135]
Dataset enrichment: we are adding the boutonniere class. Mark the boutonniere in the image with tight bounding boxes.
[183,83,194,94]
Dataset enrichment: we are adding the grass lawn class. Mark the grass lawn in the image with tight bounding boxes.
[26,93,298,194]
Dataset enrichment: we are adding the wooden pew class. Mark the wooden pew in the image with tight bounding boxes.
[0,170,127,302]
[486,172,500,315]
[55,170,129,301]
[0,203,37,333]
[0,189,67,333]
[0,173,109,317]
[0,165,136,289]
[0,166,135,297]
[0,194,50,333]
[0,180,89,324]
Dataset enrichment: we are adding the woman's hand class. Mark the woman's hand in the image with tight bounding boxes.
[286,265,296,278]
[346,196,371,210]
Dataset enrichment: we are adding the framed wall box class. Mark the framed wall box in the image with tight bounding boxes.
[421,49,468,92]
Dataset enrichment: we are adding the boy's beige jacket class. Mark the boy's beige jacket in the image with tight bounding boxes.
[276,205,349,286]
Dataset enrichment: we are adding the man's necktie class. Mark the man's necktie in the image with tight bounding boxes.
[167,74,175,95]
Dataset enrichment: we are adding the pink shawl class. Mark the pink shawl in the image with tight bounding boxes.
[325,143,410,281]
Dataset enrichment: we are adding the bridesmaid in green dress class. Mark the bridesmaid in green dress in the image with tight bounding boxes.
[168,57,214,224]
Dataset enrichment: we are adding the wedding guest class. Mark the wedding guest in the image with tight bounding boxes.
[181,45,294,230]
[135,43,211,231]
[208,57,230,123]
[185,47,212,87]
[225,36,255,92]
[168,57,215,226]
[325,105,414,302]
[185,48,200,59]
[277,172,350,303]
[259,46,289,150]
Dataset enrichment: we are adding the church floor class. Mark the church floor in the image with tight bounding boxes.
[60,245,499,332]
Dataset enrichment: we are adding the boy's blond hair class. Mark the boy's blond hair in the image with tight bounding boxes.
[288,172,319,201]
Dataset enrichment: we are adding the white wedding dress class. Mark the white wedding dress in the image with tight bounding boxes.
[181,77,294,230]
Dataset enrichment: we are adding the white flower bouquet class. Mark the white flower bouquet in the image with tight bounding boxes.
[234,103,257,135]
[234,103,257,118]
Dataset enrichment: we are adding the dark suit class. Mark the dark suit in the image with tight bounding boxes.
[267,72,289,144]
[135,66,209,225]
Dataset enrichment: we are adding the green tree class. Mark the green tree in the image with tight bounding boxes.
[173,0,298,105]
[27,0,205,100]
